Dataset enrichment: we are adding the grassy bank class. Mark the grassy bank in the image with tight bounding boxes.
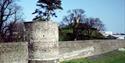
[61,50,125,63]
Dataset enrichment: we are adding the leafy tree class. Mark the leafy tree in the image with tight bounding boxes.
[33,0,63,21]
[0,0,24,42]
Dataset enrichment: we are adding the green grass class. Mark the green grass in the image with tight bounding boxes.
[61,50,125,63]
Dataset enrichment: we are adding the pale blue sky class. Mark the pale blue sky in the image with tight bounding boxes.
[18,0,125,33]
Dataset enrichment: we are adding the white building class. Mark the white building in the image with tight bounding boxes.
[112,34,125,39]
[100,31,113,36]
[100,31,125,39]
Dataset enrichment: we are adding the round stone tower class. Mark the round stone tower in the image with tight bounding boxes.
[24,21,59,63]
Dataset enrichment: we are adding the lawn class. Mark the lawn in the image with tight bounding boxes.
[61,50,125,63]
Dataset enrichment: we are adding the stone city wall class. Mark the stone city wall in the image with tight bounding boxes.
[0,21,125,63]
[0,40,125,63]
[59,40,125,61]
[0,42,28,63]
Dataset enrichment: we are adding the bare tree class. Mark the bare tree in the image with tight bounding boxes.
[6,21,25,42]
[60,9,105,40]
[60,9,85,27]
[0,0,23,42]
[85,18,105,31]
[60,9,86,40]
